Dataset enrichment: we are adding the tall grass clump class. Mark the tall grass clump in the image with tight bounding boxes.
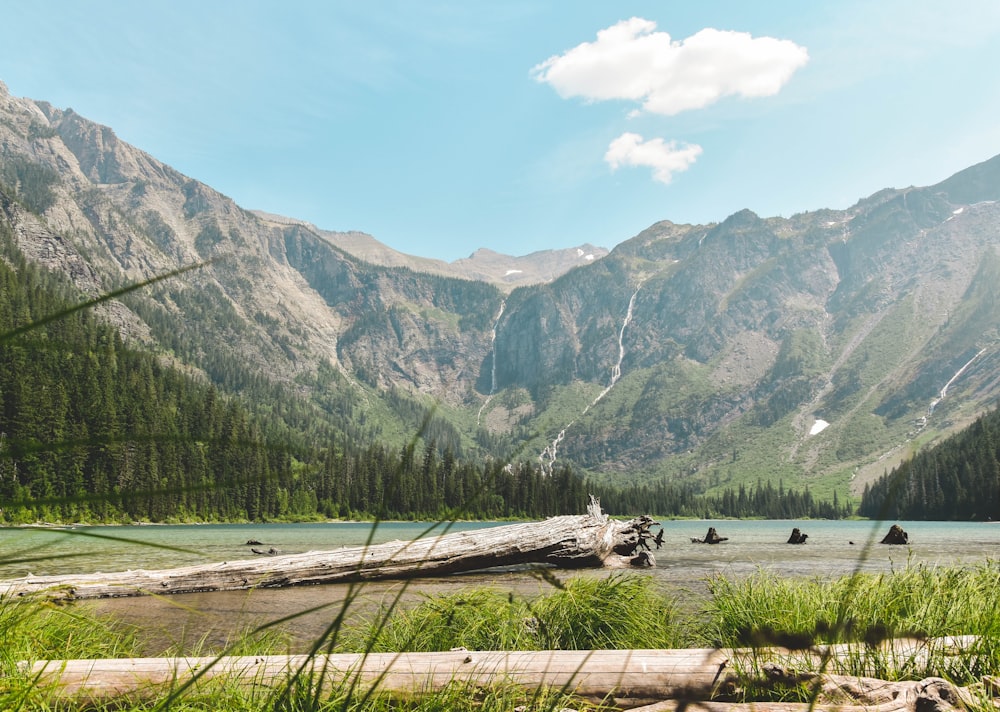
[0,597,138,709]
[338,587,537,653]
[0,598,141,667]
[530,573,685,650]
[702,561,1000,684]
[341,573,685,654]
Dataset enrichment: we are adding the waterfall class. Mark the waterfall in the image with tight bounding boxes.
[539,283,642,475]
[491,300,505,394]
[926,347,987,418]
[583,284,640,414]
[539,426,570,476]
[477,300,506,426]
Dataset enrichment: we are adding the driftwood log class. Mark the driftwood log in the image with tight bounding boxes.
[21,637,983,707]
[0,499,658,601]
[22,648,735,706]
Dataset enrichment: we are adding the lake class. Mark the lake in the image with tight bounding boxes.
[2,519,999,653]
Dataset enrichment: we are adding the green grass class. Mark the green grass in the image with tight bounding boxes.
[0,599,142,666]
[339,573,686,653]
[6,563,1000,709]
[0,591,619,711]
[704,562,1000,647]
[702,562,1000,685]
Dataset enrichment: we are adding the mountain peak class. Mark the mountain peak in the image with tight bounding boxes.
[933,152,1000,205]
[253,211,607,290]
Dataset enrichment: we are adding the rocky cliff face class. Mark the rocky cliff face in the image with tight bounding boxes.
[3,79,1000,498]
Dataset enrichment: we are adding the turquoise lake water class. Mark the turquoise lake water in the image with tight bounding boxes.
[2,519,998,652]
[2,518,998,580]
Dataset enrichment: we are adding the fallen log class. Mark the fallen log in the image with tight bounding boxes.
[20,637,982,707]
[20,648,738,706]
[0,499,658,601]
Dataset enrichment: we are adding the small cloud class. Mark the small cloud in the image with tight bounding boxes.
[605,133,702,184]
[532,17,808,115]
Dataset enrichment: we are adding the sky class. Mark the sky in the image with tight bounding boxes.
[2,1,1000,262]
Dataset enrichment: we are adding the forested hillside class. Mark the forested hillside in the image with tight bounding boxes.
[859,407,1000,520]
[0,215,596,523]
[0,209,852,523]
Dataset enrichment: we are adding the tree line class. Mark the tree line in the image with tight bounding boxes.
[858,407,1000,520]
[593,477,850,520]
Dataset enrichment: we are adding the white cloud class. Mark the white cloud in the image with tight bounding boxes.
[532,18,809,115]
[604,133,702,184]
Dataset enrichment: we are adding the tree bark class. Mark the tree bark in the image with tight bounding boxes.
[23,648,737,706]
[0,500,658,601]
[629,673,976,712]
[21,638,983,708]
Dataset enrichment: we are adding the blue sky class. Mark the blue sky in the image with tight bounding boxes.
[3,2,1000,261]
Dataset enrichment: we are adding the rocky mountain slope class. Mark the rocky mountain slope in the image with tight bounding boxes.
[2,78,999,502]
[252,211,608,291]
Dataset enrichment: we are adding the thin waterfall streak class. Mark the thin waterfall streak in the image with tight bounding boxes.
[583,284,641,415]
[539,425,571,476]
[490,300,505,395]
[940,347,985,399]
[539,284,642,472]
[477,300,506,426]
[927,347,987,417]
[611,287,638,385]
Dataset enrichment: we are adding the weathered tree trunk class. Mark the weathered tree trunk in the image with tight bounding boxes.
[0,500,657,601]
[630,672,978,712]
[21,638,983,707]
[21,648,738,706]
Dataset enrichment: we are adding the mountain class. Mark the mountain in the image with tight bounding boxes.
[2,78,1000,505]
[252,211,608,291]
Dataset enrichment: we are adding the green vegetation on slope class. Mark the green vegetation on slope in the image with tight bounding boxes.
[0,206,852,523]
[859,406,1000,520]
[0,215,597,523]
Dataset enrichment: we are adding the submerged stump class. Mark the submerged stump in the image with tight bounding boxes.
[881,524,909,545]
[691,526,728,544]
[787,527,808,544]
